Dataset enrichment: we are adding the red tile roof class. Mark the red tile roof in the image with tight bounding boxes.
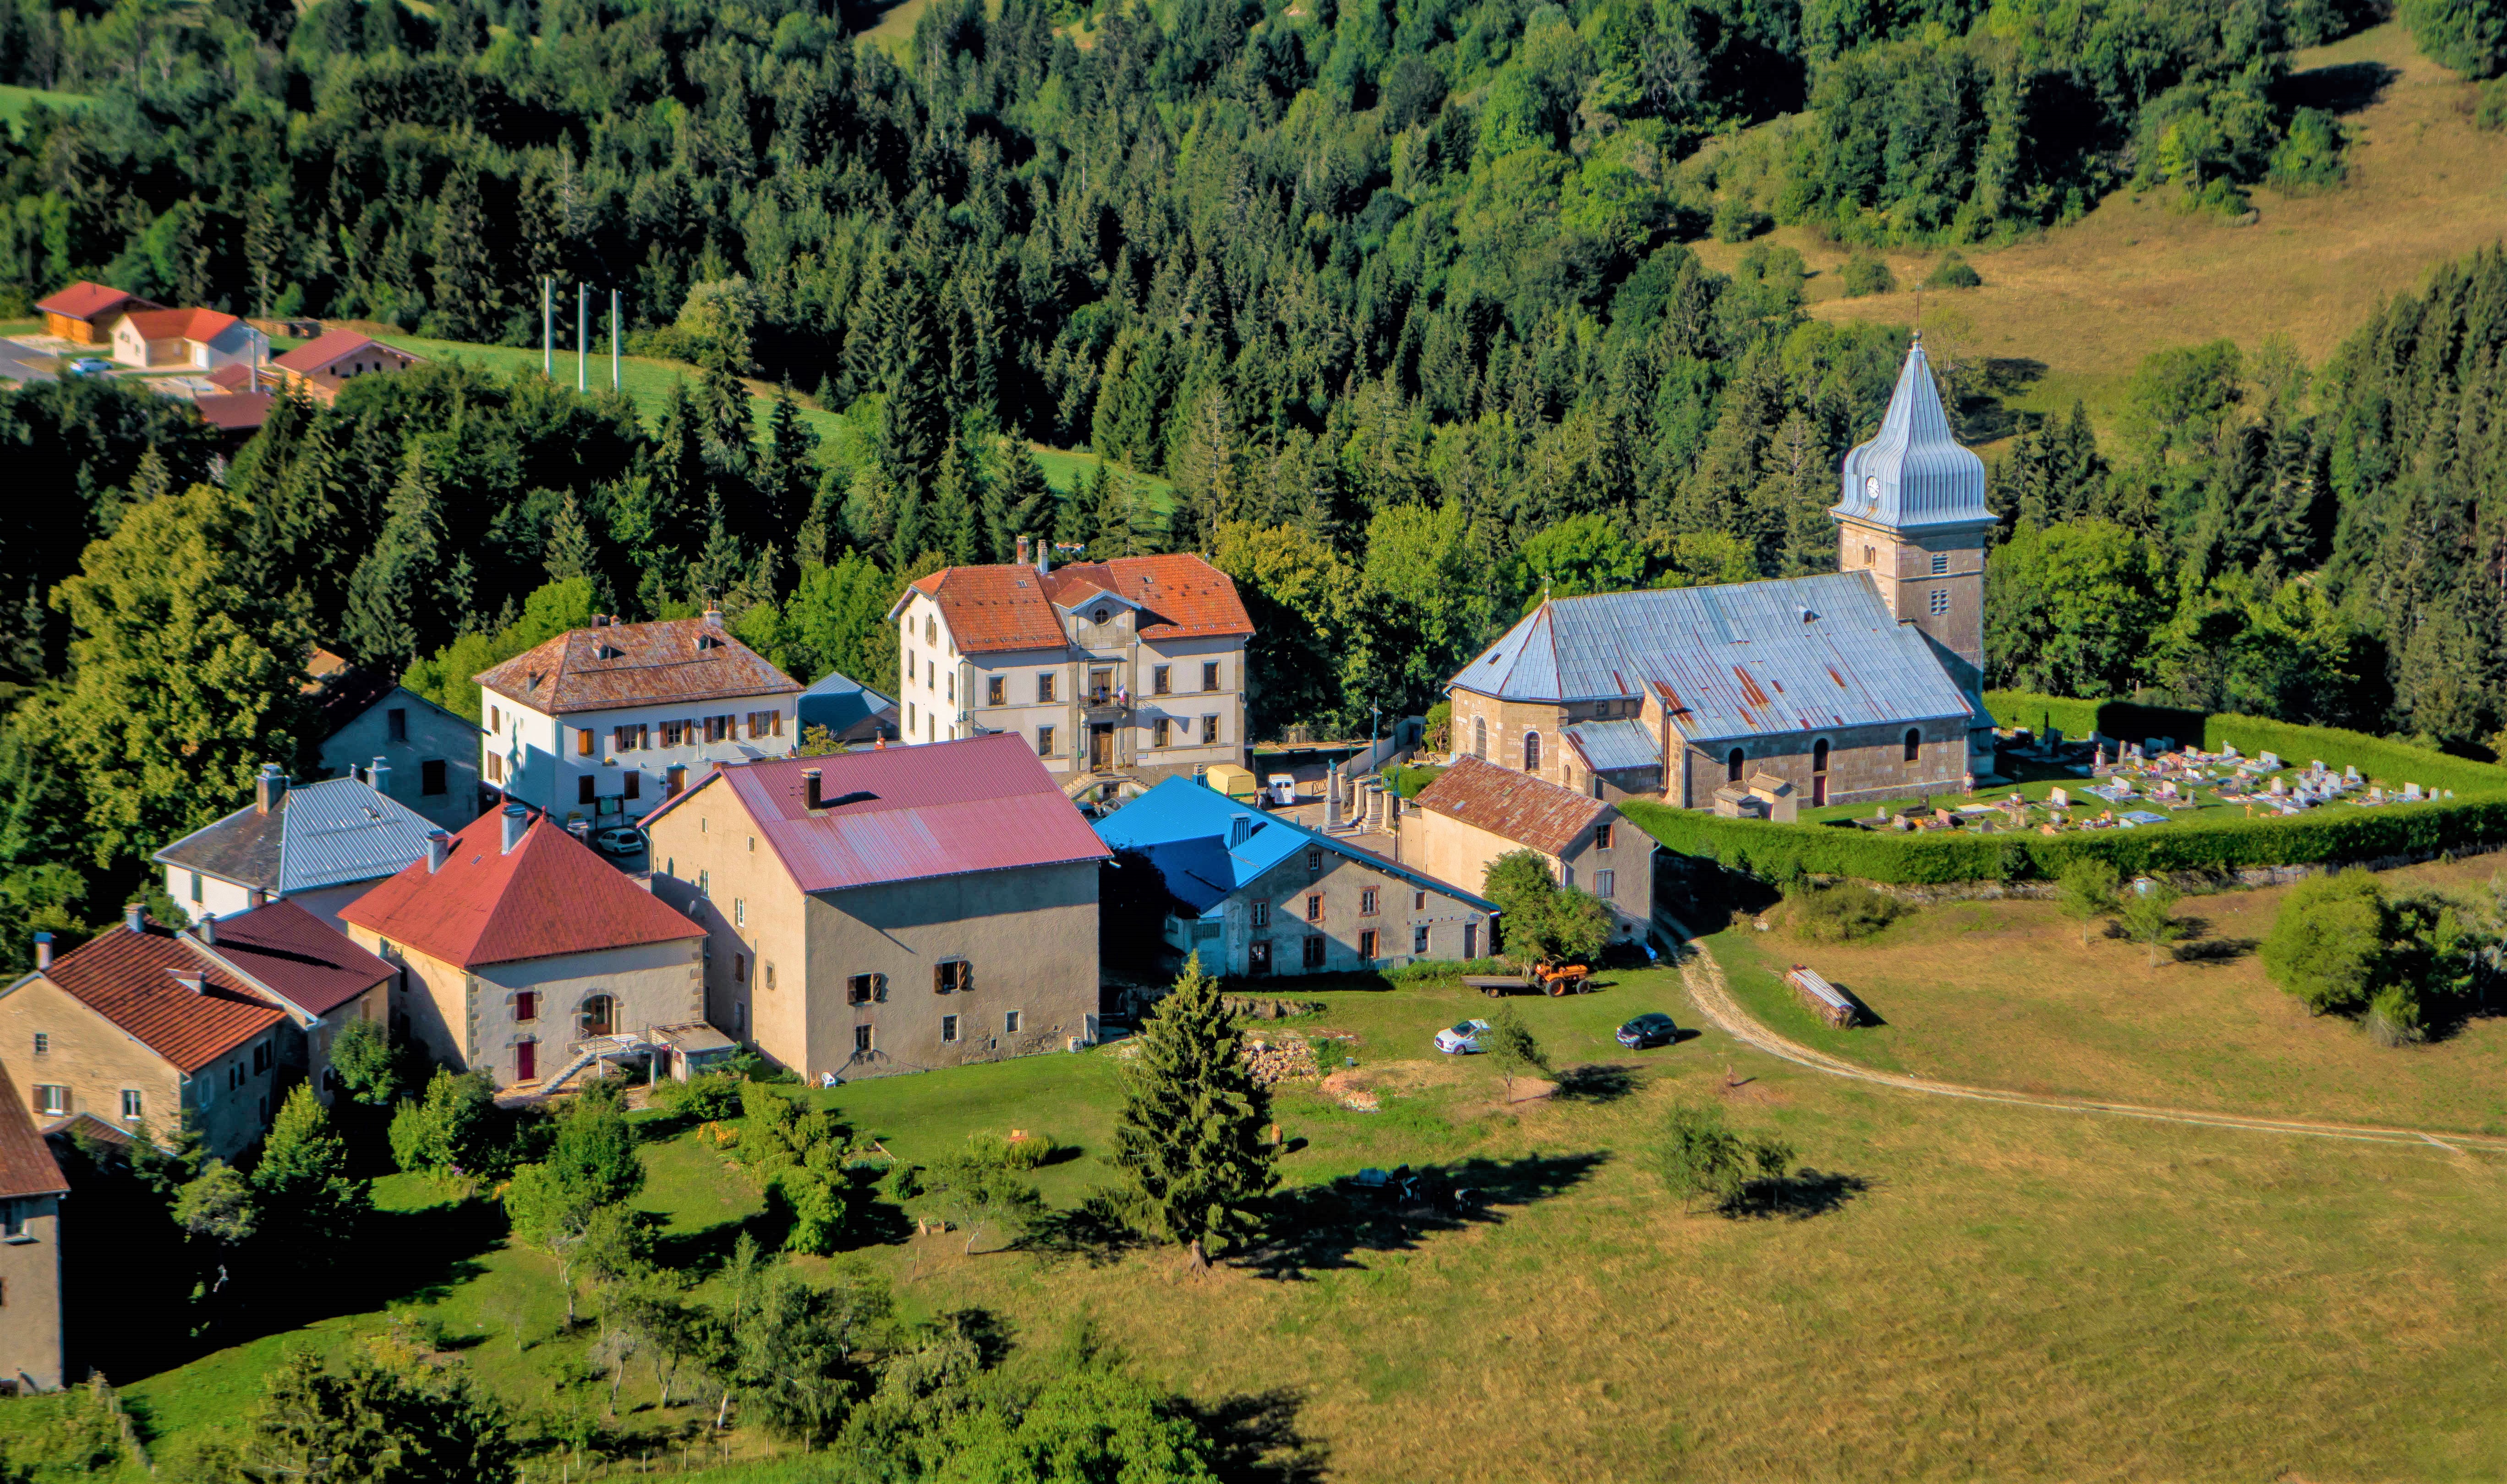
[273,330,419,377]
[0,1063,68,1200]
[340,806,702,969]
[473,618,799,716]
[39,921,288,1074]
[121,307,243,344]
[1413,755,1612,858]
[647,735,1110,893]
[35,281,158,323]
[905,555,1252,655]
[206,898,393,1018]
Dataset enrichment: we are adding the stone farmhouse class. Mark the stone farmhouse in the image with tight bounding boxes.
[642,736,1109,1084]
[1445,339,1994,809]
[890,545,1252,798]
[1411,756,1654,946]
[304,647,482,831]
[0,1062,67,1395]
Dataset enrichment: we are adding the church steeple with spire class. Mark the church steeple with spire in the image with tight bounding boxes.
[1833,335,1992,695]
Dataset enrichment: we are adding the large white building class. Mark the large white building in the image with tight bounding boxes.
[888,546,1253,795]
[472,612,802,824]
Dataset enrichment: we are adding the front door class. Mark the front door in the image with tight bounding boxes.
[1248,940,1272,976]
[1464,923,1478,960]
[516,1039,537,1082]
[1089,724,1114,771]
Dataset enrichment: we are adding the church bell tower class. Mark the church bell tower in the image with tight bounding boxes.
[1833,336,1992,697]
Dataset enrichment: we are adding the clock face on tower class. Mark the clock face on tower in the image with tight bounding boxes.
[1865,474,1881,503]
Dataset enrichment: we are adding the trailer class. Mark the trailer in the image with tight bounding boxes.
[1785,965,1859,1028]
[1463,975,1532,998]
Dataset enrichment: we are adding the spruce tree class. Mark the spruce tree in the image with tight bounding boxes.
[931,440,980,567]
[1111,953,1278,1270]
[757,384,818,548]
[428,164,498,342]
[1095,472,1137,559]
[545,491,598,582]
[998,442,1056,556]
[341,454,446,672]
[1056,459,1108,548]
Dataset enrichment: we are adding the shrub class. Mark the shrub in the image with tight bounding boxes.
[2055,858,2121,945]
[1712,196,1770,241]
[1790,883,1908,942]
[2366,982,2426,1047]
[1922,251,1982,289]
[1651,1101,1794,1214]
[2118,881,2188,966]
[2477,77,2507,130]
[1840,253,1897,297]
[651,1071,745,1122]
[2261,870,2390,1014]
[2266,107,2348,192]
[2401,0,2507,78]
[964,1130,1060,1170]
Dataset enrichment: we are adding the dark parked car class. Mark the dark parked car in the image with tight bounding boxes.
[1616,1013,1679,1049]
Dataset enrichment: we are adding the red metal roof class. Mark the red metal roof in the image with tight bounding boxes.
[340,806,702,969]
[661,735,1111,893]
[0,1063,68,1200]
[121,307,243,344]
[40,921,287,1074]
[206,898,393,1018]
[35,281,158,323]
[473,618,799,716]
[907,555,1252,655]
[1413,755,1612,858]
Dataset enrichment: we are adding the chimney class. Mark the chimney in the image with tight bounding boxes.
[1229,814,1253,848]
[33,931,51,970]
[1036,538,1052,576]
[426,828,451,873]
[501,805,529,855]
[255,762,287,815]
[125,902,146,934]
[198,914,216,946]
[702,607,724,629]
[803,767,823,810]
[1016,536,1032,567]
[370,756,391,796]
[249,887,269,907]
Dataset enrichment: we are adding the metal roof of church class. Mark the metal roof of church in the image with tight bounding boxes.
[1450,573,1975,744]
[1833,337,1991,532]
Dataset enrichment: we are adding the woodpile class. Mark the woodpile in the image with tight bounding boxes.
[1240,1034,1323,1086]
[1224,995,1326,1019]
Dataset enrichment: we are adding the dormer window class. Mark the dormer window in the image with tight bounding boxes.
[695,633,723,652]
[1093,609,1110,624]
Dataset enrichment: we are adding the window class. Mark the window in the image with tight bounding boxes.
[1253,901,1271,927]
[1037,726,1056,756]
[1202,715,1219,745]
[1358,930,1376,961]
[615,724,646,753]
[1305,894,1322,923]
[1004,1010,1021,1035]
[925,617,936,644]
[748,835,755,853]
[1587,866,1617,897]
[120,1089,142,1122]
[987,676,1006,706]
[486,754,503,783]
[1413,924,1429,954]
[734,953,747,983]
[927,661,936,690]
[1360,888,1379,916]
[659,721,684,747]
[33,1085,66,1117]
[1523,731,1542,774]
[189,871,203,903]
[515,991,538,1021]
[946,673,955,702]
[1152,718,1171,749]
[942,1014,959,1043]
[421,759,447,795]
[30,1033,45,1057]
[1152,665,1171,695]
[747,711,783,739]
[1929,588,1951,616]
[387,707,408,742]
[1412,890,1425,910]
[848,974,877,1006]
[1472,716,1487,759]
[252,1041,271,1074]
[1303,936,1327,970]
[1905,728,1922,762]
[624,771,640,800]
[935,960,972,994]
[1727,748,1746,784]
[1203,662,1220,691]
[697,869,711,898]
[579,776,597,805]
[1862,545,1875,568]
[765,963,776,990]
[1037,673,1057,703]
[1813,739,1830,774]
[706,716,733,743]
[1594,823,1614,850]
[1930,551,1949,575]
[488,705,502,733]
[733,898,745,928]
[854,1025,873,1054]
[578,728,596,757]
[906,703,916,733]
[0,1198,22,1238]
[1306,849,1322,875]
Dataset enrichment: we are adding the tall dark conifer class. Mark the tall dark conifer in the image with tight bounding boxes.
[1111,953,1278,1270]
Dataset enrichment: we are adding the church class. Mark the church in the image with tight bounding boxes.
[1445,338,1997,810]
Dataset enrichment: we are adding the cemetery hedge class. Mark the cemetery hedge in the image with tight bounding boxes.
[1626,707,2507,887]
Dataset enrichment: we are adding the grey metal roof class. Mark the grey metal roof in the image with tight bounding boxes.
[1560,718,1660,772]
[1833,338,1991,533]
[154,777,436,895]
[797,669,898,737]
[1450,574,1974,745]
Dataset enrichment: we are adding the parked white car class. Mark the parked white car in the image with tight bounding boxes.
[1267,775,1297,806]
[1434,1019,1491,1055]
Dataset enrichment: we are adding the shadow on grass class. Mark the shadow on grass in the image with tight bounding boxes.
[1181,1386,1331,1484]
[1551,1062,1641,1104]
[1724,1169,1873,1221]
[1018,1195,1156,1269]
[2280,59,2398,115]
[1238,1152,1607,1280]
[2170,925,2259,964]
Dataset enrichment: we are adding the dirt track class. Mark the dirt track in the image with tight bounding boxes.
[1667,920,2507,1156]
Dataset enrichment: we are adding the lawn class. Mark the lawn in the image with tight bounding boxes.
[1693,21,2507,443]
[0,84,88,131]
[55,938,2507,1482]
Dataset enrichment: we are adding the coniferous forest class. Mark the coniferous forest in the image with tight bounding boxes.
[0,0,2502,959]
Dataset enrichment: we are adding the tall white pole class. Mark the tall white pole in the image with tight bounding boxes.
[542,279,552,378]
[576,284,587,393]
[610,289,620,391]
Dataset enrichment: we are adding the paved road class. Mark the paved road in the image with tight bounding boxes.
[0,338,54,383]
[1668,916,2507,1155]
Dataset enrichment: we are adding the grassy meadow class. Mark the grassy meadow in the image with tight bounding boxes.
[80,930,2507,1482]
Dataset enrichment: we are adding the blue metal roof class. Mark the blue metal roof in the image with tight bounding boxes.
[1092,777,1497,921]
[1450,573,1975,744]
[1833,338,1991,533]
[797,668,898,736]
[275,778,441,894]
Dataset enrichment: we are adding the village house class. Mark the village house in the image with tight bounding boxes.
[890,543,1252,797]
[641,735,1109,1083]
[1094,776,1500,979]
[795,669,900,746]
[305,647,482,830]
[107,307,265,371]
[271,330,423,404]
[34,281,159,345]
[153,767,440,932]
[0,1062,67,1395]
[339,805,706,1092]
[1410,757,1656,946]
[0,900,389,1160]
[473,612,801,825]
[1445,339,1994,809]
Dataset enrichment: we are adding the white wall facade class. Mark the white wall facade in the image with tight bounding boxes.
[480,692,797,824]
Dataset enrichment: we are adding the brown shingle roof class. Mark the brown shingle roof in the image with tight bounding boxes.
[1413,755,1612,858]
[906,554,1253,655]
[39,921,287,1074]
[273,330,417,377]
[474,619,799,716]
[339,806,702,969]
[0,1063,68,1200]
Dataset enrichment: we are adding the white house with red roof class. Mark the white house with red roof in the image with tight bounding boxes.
[641,735,1109,1082]
[339,804,706,1092]
[108,307,265,371]
[890,543,1253,798]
